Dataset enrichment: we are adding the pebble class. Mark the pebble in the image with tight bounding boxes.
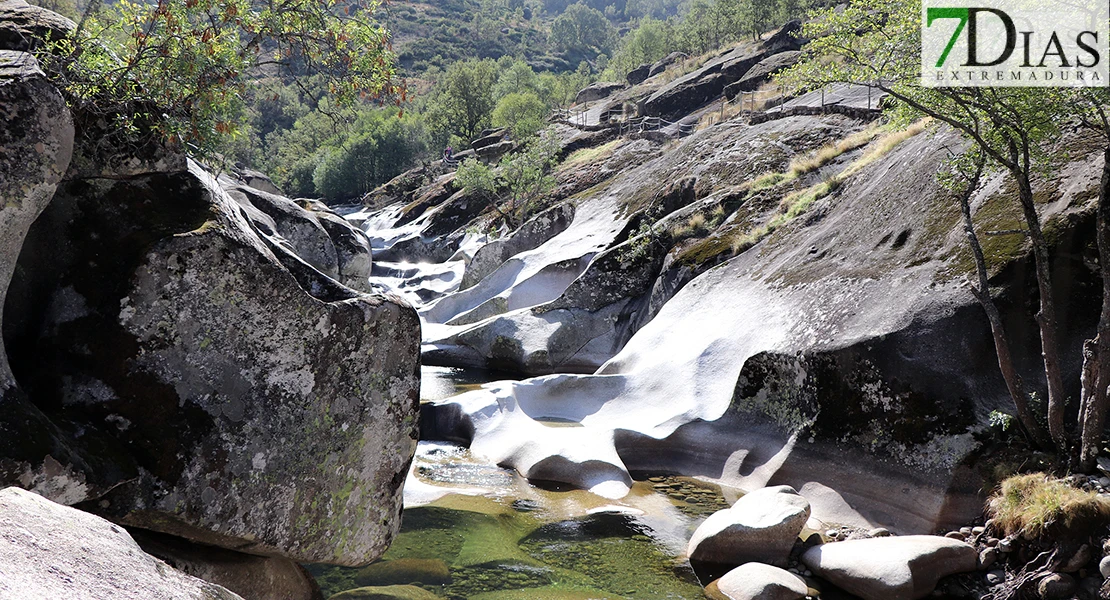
[972,526,985,535]
[945,531,967,541]
[985,537,1000,547]
[868,527,891,537]
[999,538,1014,553]
[979,547,999,569]
[1100,477,1110,487]
[1100,555,1110,578]
[960,527,972,536]
[986,570,1004,585]
[1037,572,1076,599]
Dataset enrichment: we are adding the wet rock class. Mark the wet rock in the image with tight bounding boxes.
[1037,573,1076,599]
[0,487,243,599]
[575,81,625,105]
[328,586,442,600]
[6,163,420,565]
[0,0,74,52]
[354,558,453,587]
[800,535,978,600]
[705,562,808,600]
[687,485,811,568]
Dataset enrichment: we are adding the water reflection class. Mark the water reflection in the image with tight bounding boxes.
[309,368,740,600]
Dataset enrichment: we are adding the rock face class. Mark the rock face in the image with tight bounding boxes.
[647,51,689,78]
[5,162,420,565]
[687,485,810,568]
[461,203,576,290]
[421,118,1101,534]
[132,529,323,600]
[0,50,88,505]
[626,63,652,85]
[724,51,801,98]
[705,562,808,600]
[575,81,625,104]
[0,487,243,600]
[800,536,978,600]
[225,183,341,277]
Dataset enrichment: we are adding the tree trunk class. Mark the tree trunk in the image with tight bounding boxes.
[1079,143,1110,471]
[1015,173,1068,453]
[961,162,1052,449]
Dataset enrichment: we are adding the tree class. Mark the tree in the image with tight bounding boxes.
[456,130,561,228]
[425,58,500,145]
[550,3,616,57]
[312,110,427,202]
[493,59,540,102]
[41,0,398,158]
[779,0,1079,455]
[604,16,675,78]
[492,91,548,138]
[1072,89,1110,470]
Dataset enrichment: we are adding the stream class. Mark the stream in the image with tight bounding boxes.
[307,366,743,600]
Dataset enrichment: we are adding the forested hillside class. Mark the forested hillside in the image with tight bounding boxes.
[27,0,806,203]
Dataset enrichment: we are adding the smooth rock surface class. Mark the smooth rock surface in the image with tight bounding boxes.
[687,485,810,567]
[704,562,808,600]
[800,535,978,600]
[0,487,243,600]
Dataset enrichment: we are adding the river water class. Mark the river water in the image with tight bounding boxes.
[307,366,743,599]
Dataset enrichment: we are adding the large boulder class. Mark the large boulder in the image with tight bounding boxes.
[647,51,689,78]
[0,0,74,52]
[575,81,625,105]
[705,562,808,600]
[225,183,341,277]
[687,485,810,568]
[132,529,324,600]
[461,203,576,290]
[0,51,103,506]
[4,161,420,566]
[642,45,765,120]
[626,63,652,85]
[724,51,801,98]
[800,536,978,600]
[0,487,243,600]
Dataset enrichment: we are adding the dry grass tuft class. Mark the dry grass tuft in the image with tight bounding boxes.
[560,140,622,170]
[988,473,1110,539]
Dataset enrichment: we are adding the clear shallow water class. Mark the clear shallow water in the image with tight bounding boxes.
[308,368,740,600]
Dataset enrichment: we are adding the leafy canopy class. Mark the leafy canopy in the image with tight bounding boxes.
[42,0,398,156]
